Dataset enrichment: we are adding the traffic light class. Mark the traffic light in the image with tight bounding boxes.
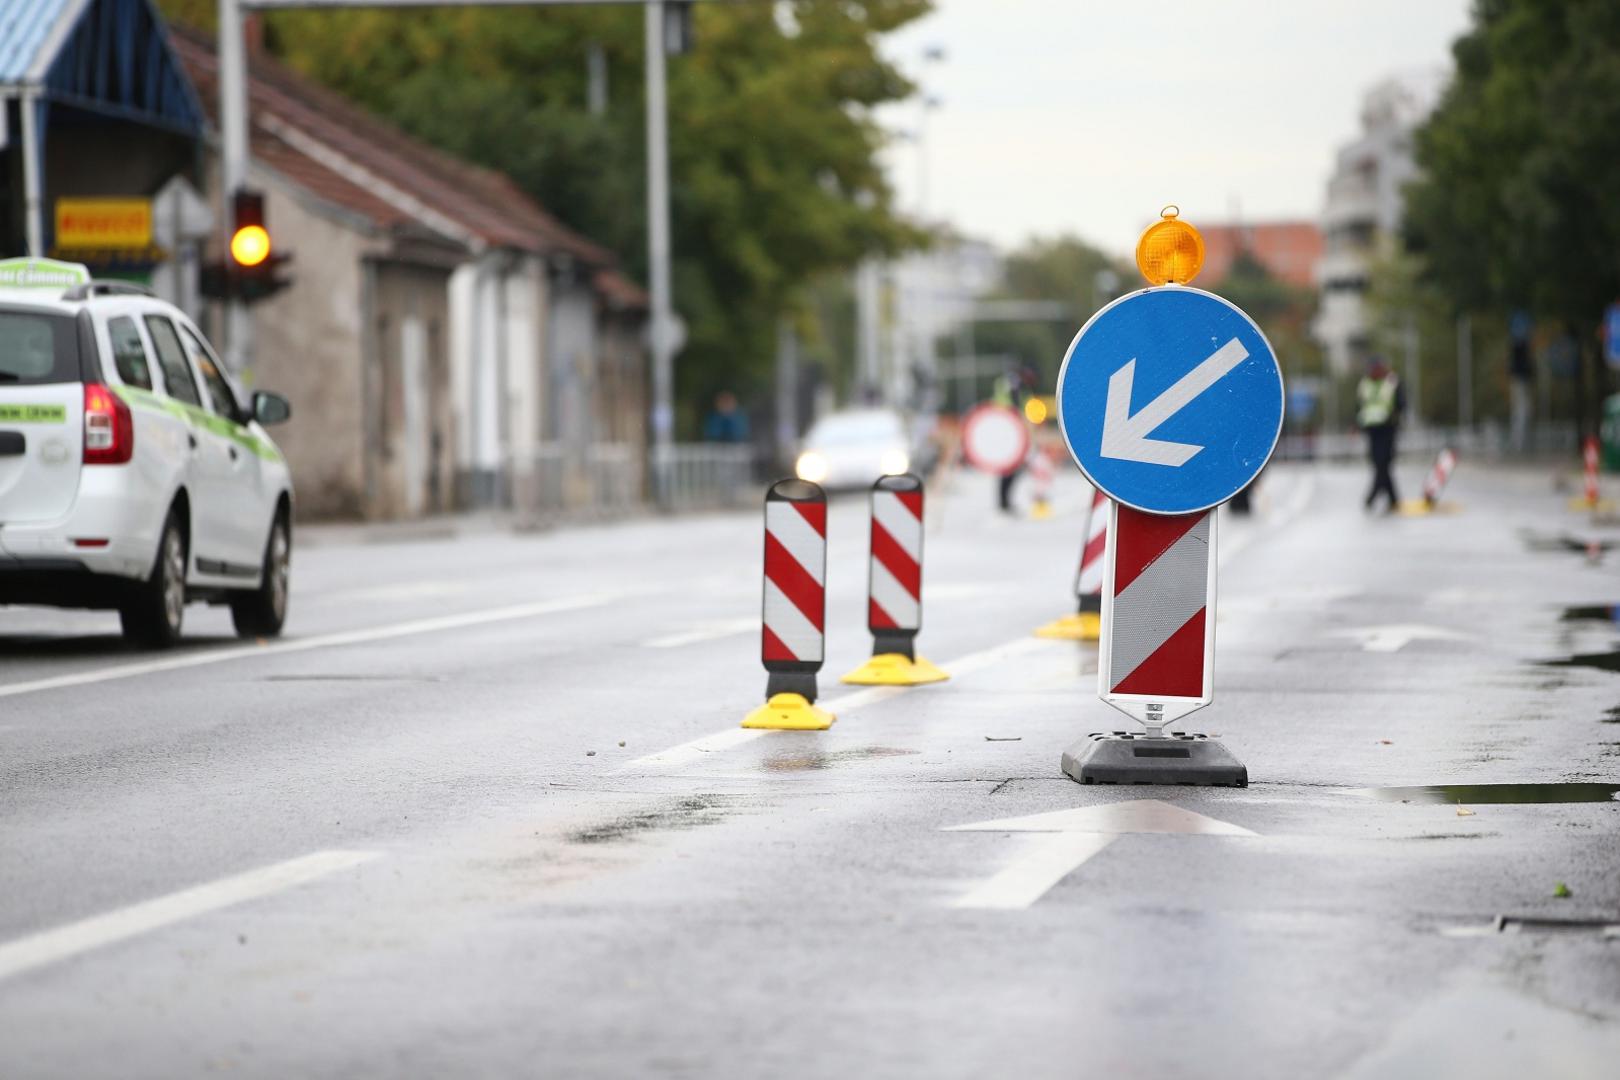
[201,187,292,303]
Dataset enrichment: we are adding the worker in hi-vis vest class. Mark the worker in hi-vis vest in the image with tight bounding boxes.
[1357,356,1406,512]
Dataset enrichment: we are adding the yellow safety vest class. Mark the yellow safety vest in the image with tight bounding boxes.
[1358,375,1398,427]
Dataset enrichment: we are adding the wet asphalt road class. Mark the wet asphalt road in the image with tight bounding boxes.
[1,461,1617,1079]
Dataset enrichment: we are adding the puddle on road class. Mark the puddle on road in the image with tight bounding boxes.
[762,746,920,772]
[261,673,446,682]
[1542,650,1620,675]
[1561,604,1620,624]
[1359,783,1620,805]
[1603,706,1620,724]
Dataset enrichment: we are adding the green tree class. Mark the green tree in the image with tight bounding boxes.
[1403,0,1620,432]
[247,1,929,433]
[937,235,1127,408]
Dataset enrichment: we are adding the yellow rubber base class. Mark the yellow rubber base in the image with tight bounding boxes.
[741,693,835,730]
[1568,496,1616,513]
[1033,611,1101,641]
[840,653,950,686]
[1029,499,1054,520]
[1397,499,1462,517]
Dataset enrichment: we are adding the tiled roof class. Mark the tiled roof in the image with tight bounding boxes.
[1198,222,1324,290]
[169,24,646,308]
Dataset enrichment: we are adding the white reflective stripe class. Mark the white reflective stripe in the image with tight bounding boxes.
[871,491,921,562]
[763,578,822,661]
[870,558,920,630]
[766,502,824,586]
[1078,555,1105,595]
[1086,497,1108,540]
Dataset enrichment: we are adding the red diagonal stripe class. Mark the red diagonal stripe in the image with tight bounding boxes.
[1082,530,1107,568]
[893,491,922,519]
[764,531,824,631]
[1113,507,1205,593]
[762,624,798,662]
[870,519,921,598]
[793,500,826,536]
[1111,608,1206,697]
[869,598,898,629]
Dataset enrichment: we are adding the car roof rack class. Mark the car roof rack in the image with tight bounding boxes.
[61,280,156,301]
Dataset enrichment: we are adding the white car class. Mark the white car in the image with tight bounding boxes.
[0,258,294,646]
[794,408,914,491]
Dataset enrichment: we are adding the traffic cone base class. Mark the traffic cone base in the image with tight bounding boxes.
[741,693,835,730]
[841,653,950,686]
[1033,611,1101,641]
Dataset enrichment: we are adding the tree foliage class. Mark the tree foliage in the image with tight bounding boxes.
[1404,0,1620,385]
[161,1,930,433]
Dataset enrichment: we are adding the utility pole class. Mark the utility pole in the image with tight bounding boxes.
[644,0,675,506]
[217,0,252,373]
[1456,312,1472,431]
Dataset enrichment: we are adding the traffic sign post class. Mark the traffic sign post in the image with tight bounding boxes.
[1053,208,1282,786]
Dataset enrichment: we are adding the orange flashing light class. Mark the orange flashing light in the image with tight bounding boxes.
[1135,205,1204,286]
[230,224,271,268]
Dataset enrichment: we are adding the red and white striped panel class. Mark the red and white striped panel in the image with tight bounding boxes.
[869,483,923,632]
[762,495,826,665]
[1106,506,1212,699]
[1076,488,1108,600]
[1423,448,1457,503]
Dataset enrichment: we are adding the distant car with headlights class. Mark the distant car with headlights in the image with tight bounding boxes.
[0,257,294,647]
[794,408,914,491]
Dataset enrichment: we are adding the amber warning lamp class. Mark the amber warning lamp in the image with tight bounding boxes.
[1135,205,1204,286]
[229,189,271,268]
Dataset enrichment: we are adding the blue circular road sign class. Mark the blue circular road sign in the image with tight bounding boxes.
[1056,286,1284,516]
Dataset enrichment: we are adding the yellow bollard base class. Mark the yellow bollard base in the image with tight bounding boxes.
[1033,611,1101,640]
[741,693,835,730]
[1029,499,1054,520]
[1568,496,1616,513]
[1397,499,1462,517]
[840,653,950,686]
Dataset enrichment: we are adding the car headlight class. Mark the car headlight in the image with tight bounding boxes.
[880,449,910,476]
[796,451,829,484]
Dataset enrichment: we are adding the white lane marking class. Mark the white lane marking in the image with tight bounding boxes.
[951,833,1118,910]
[0,850,379,982]
[1331,624,1473,653]
[1219,469,1315,567]
[640,617,758,650]
[0,592,621,700]
[618,637,1057,772]
[947,800,1256,910]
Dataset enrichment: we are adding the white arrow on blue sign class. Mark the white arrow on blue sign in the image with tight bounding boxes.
[1057,286,1285,515]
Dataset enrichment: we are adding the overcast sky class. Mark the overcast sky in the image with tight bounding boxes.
[876,0,1474,258]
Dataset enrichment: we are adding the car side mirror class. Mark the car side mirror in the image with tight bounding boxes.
[253,391,292,426]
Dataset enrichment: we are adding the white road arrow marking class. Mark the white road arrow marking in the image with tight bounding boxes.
[1332,624,1473,653]
[945,799,1256,910]
[1101,338,1250,466]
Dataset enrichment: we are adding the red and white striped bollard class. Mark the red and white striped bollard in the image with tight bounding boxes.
[742,479,835,730]
[1035,486,1108,641]
[843,474,948,685]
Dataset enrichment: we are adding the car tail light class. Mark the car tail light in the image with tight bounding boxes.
[83,383,134,465]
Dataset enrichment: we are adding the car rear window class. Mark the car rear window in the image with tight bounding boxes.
[0,307,80,386]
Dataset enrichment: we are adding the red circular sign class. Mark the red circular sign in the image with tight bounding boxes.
[961,403,1030,477]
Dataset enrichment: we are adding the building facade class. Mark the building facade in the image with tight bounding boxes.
[1313,74,1444,375]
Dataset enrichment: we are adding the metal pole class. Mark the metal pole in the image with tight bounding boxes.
[644,0,674,507]
[217,0,253,373]
[775,318,798,470]
[1404,317,1420,429]
[1456,312,1472,432]
[19,91,43,256]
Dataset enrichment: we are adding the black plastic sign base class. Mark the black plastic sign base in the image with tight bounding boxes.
[1061,732,1248,787]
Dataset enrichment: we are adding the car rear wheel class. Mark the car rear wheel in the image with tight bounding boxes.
[120,511,187,648]
[231,515,289,638]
